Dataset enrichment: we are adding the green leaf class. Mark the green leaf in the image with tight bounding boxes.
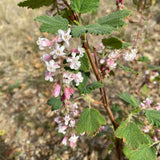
[96,10,131,28]
[102,37,122,49]
[118,92,139,107]
[118,64,138,75]
[79,53,90,72]
[123,145,156,160]
[76,108,106,136]
[121,42,131,49]
[147,65,160,70]
[70,0,99,13]
[71,26,86,37]
[141,84,149,96]
[35,15,69,34]
[47,96,62,111]
[18,0,55,9]
[115,121,153,149]
[145,110,160,127]
[86,81,103,91]
[138,56,149,62]
[86,24,115,35]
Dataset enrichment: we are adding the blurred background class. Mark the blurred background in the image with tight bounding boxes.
[0,0,160,159]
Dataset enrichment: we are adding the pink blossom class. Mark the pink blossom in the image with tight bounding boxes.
[143,125,149,133]
[153,136,158,142]
[46,60,60,72]
[62,136,68,146]
[64,87,70,100]
[54,116,63,124]
[69,133,79,148]
[100,59,105,64]
[107,59,117,70]
[69,87,74,94]
[97,43,105,53]
[71,49,79,53]
[64,114,71,125]
[69,119,76,127]
[72,72,83,86]
[140,102,146,109]
[41,54,52,62]
[45,71,54,82]
[37,37,52,50]
[58,125,67,134]
[155,103,160,111]
[53,82,61,97]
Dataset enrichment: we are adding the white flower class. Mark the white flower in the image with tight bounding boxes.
[108,50,120,59]
[63,72,74,85]
[58,125,67,134]
[107,59,117,70]
[45,71,54,82]
[50,44,66,59]
[67,52,81,70]
[123,49,137,61]
[72,72,83,86]
[46,60,60,72]
[78,45,85,57]
[58,28,71,47]
[64,114,71,125]
[41,54,52,62]
[37,37,51,50]
[69,133,79,148]
[54,116,62,124]
[97,43,105,53]
[62,136,68,146]
[69,119,76,127]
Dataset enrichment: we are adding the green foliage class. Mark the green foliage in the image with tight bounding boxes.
[118,64,138,75]
[86,81,103,92]
[123,145,156,160]
[47,96,62,111]
[145,110,160,127]
[18,0,55,9]
[70,0,99,13]
[76,108,106,136]
[86,24,115,35]
[79,53,90,72]
[147,65,160,70]
[35,15,69,34]
[96,10,131,28]
[115,121,153,149]
[121,42,131,49]
[71,26,86,37]
[102,37,123,49]
[118,92,139,107]
[141,84,149,96]
[138,56,149,62]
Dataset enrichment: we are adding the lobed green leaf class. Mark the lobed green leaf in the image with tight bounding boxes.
[18,0,55,9]
[76,108,106,136]
[118,92,139,107]
[35,15,69,34]
[70,0,99,13]
[115,121,153,149]
[123,145,156,160]
[145,110,160,128]
[79,53,90,72]
[47,96,63,111]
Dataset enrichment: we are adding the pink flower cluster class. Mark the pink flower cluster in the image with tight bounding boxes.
[97,43,137,77]
[37,28,84,100]
[54,103,82,148]
[140,98,160,111]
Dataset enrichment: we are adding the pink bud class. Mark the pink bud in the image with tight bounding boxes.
[53,82,61,97]
[153,136,158,142]
[71,49,79,53]
[64,87,70,100]
[121,0,124,4]
[41,54,52,62]
[62,136,68,146]
[69,87,74,94]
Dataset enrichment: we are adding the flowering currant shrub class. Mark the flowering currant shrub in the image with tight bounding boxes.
[18,0,160,159]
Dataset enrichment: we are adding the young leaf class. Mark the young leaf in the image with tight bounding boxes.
[147,65,160,70]
[76,108,106,136]
[115,121,153,149]
[123,145,156,160]
[71,26,86,37]
[35,15,69,34]
[145,110,160,127]
[79,53,90,72]
[47,96,62,111]
[86,24,115,35]
[18,0,55,9]
[70,0,99,14]
[86,81,103,91]
[118,92,139,107]
[118,64,138,75]
[121,42,131,49]
[138,56,149,62]
[102,37,123,49]
[96,10,131,28]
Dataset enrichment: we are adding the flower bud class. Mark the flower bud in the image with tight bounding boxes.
[53,82,61,97]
